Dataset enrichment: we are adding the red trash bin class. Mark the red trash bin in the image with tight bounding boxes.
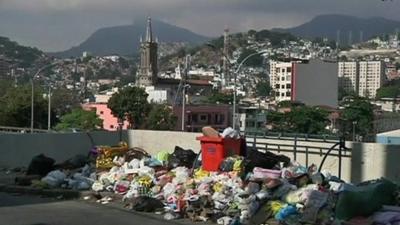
[196,136,242,171]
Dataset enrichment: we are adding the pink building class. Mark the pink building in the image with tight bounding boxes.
[82,103,129,131]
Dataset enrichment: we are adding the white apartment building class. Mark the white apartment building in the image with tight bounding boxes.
[359,61,384,98]
[338,62,358,94]
[338,61,384,98]
[269,61,292,102]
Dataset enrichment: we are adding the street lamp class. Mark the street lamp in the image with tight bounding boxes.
[31,61,61,133]
[232,51,267,130]
[207,44,267,130]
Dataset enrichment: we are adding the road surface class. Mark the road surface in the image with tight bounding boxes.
[0,192,194,225]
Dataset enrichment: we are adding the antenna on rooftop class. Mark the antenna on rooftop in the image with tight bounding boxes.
[348,31,353,46]
[223,27,230,86]
[336,30,341,49]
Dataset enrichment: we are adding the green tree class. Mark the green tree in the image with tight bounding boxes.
[376,86,400,99]
[267,105,329,134]
[51,88,81,118]
[107,86,150,128]
[267,111,287,132]
[255,81,271,97]
[55,109,103,131]
[287,106,329,134]
[0,83,50,129]
[144,104,177,130]
[341,97,374,139]
[375,79,400,99]
[238,48,263,67]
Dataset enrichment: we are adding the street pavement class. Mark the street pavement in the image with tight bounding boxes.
[0,192,199,225]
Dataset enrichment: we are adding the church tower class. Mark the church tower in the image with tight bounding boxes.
[136,17,158,87]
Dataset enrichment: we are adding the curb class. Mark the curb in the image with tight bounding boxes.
[0,184,91,199]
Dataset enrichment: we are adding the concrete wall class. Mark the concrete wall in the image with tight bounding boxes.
[1,130,400,184]
[126,130,201,155]
[351,142,400,183]
[0,131,127,168]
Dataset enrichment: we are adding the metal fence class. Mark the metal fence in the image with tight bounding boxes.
[242,131,351,179]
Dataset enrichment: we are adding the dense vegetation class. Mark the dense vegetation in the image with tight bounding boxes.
[0,36,43,67]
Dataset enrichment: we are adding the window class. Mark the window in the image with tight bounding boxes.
[287,67,292,72]
[286,84,291,88]
[192,114,198,123]
[275,84,280,88]
[200,114,207,121]
[286,92,291,97]
[110,125,114,129]
[100,111,104,115]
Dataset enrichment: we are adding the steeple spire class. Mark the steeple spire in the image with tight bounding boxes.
[145,16,153,42]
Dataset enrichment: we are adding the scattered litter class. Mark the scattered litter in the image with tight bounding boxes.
[17,128,400,225]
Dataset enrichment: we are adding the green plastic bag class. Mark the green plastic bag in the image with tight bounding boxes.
[335,179,397,220]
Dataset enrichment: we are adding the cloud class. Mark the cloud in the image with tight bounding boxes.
[0,0,399,51]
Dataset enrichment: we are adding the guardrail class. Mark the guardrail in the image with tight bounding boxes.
[242,131,351,179]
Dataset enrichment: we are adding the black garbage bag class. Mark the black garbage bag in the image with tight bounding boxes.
[130,196,164,212]
[244,147,290,173]
[57,154,87,169]
[26,154,55,176]
[168,146,197,169]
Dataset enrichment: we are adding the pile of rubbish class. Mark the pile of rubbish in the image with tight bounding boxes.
[17,127,400,225]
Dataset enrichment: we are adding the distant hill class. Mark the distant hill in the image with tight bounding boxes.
[51,19,210,58]
[0,36,44,67]
[273,14,400,45]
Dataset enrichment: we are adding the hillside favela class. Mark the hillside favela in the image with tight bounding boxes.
[2,1,400,225]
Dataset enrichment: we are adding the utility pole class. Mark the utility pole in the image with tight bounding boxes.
[181,55,191,131]
[223,27,230,87]
[47,85,51,131]
[336,30,341,49]
[348,31,353,46]
[30,79,34,133]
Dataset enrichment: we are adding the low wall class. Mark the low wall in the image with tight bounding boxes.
[0,131,127,168]
[126,130,201,155]
[351,142,400,183]
[0,130,399,183]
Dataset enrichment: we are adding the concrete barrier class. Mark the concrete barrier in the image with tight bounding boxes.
[0,131,127,168]
[0,130,399,183]
[126,130,201,155]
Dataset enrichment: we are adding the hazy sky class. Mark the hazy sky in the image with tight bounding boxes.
[1,0,400,51]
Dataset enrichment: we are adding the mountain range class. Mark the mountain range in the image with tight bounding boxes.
[50,19,210,58]
[273,14,400,45]
[51,14,400,58]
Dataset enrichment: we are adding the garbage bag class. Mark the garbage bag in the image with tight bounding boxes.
[130,196,164,212]
[61,154,87,169]
[244,148,290,173]
[41,170,66,187]
[27,154,55,176]
[168,146,197,169]
[335,179,397,220]
[125,147,151,162]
